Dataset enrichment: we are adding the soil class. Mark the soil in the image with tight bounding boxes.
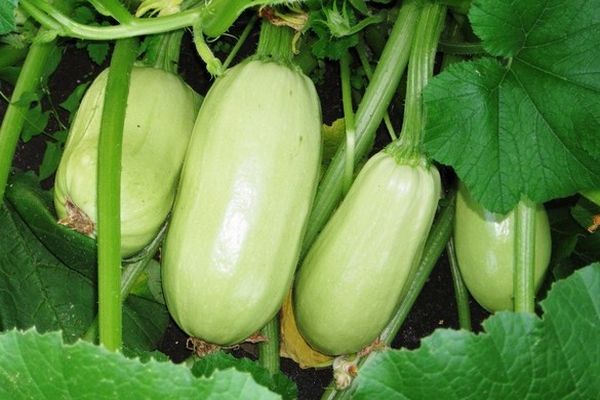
[3,29,490,400]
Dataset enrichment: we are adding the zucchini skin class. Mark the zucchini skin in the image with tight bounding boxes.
[162,60,322,346]
[454,184,551,312]
[54,67,199,257]
[294,152,441,355]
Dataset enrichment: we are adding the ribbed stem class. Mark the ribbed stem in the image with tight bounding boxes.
[0,32,58,202]
[355,36,396,141]
[255,20,295,65]
[258,317,280,375]
[386,1,446,163]
[301,0,421,257]
[146,30,184,74]
[22,0,203,41]
[97,38,138,351]
[447,238,472,330]
[340,51,356,195]
[513,198,537,313]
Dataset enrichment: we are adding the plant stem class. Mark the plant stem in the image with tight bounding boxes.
[321,191,456,400]
[355,37,396,141]
[255,20,295,65]
[339,51,356,195]
[146,30,185,74]
[386,1,446,163]
[22,0,204,40]
[513,198,537,313]
[192,23,223,76]
[447,237,472,330]
[97,37,138,352]
[258,317,280,375]
[0,31,58,202]
[301,0,421,256]
[223,14,258,69]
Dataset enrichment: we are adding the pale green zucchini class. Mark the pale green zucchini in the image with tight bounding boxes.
[294,152,441,355]
[162,59,322,346]
[54,66,199,257]
[454,184,552,312]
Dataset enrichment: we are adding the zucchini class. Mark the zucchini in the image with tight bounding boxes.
[454,184,552,312]
[294,152,441,355]
[54,66,200,257]
[162,59,322,345]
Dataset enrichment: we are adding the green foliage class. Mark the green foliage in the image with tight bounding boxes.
[0,0,18,35]
[20,102,49,142]
[0,329,280,399]
[192,352,297,400]
[353,263,600,399]
[59,81,90,119]
[423,0,600,214]
[0,180,169,350]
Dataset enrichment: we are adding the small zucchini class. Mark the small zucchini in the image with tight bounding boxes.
[454,184,552,312]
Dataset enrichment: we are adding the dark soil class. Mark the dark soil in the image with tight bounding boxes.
[4,27,489,400]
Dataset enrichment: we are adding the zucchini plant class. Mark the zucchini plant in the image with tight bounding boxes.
[0,0,599,399]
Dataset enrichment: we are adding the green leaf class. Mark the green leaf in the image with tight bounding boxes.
[21,103,49,142]
[59,81,90,115]
[87,42,110,65]
[0,0,18,35]
[353,263,600,399]
[0,202,95,341]
[192,352,297,400]
[38,141,63,180]
[0,330,280,399]
[423,0,600,213]
[0,198,168,350]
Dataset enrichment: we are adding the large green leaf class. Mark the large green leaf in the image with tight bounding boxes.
[352,263,600,399]
[0,329,279,399]
[0,201,168,350]
[0,0,18,35]
[423,0,600,213]
[192,352,297,400]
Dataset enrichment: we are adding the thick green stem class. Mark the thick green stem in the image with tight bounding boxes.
[513,198,537,313]
[355,37,396,141]
[255,21,295,65]
[22,0,203,40]
[145,30,184,74]
[0,31,58,202]
[386,1,446,163]
[301,0,421,256]
[339,51,356,195]
[447,238,472,330]
[97,38,138,351]
[223,14,258,69]
[258,317,280,375]
[321,191,456,400]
